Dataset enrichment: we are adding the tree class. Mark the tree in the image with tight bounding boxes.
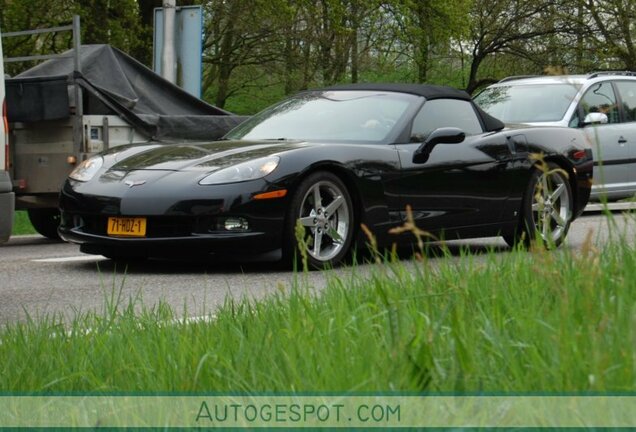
[5,0,627,113]
[580,0,636,70]
[202,0,286,108]
[76,0,144,54]
[0,0,146,74]
[384,0,471,83]
[462,0,572,94]
[0,0,74,75]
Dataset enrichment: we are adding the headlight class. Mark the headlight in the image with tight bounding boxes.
[69,156,104,182]
[199,156,280,185]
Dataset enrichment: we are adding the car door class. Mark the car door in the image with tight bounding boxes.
[611,80,636,197]
[395,98,514,235]
[574,81,631,198]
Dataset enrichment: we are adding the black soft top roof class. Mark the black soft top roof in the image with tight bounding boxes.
[326,82,472,101]
[325,83,505,132]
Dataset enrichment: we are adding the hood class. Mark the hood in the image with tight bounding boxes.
[109,140,307,172]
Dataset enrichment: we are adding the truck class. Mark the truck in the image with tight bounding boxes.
[1,17,244,241]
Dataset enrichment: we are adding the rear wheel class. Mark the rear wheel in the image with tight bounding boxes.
[285,172,355,269]
[27,208,61,240]
[504,162,573,248]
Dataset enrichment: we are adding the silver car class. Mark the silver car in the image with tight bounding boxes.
[475,72,636,200]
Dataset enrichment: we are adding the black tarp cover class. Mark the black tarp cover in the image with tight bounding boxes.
[9,44,246,141]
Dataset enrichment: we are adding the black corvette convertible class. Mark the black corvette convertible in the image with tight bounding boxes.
[59,83,593,267]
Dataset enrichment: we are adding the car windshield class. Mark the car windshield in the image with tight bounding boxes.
[225,91,418,143]
[474,83,581,123]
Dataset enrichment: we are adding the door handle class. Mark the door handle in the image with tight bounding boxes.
[618,136,627,144]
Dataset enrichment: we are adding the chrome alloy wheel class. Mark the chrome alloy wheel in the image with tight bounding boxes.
[531,169,572,244]
[297,180,351,262]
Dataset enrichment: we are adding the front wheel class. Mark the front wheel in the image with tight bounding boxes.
[285,172,355,269]
[27,208,61,240]
[505,162,573,248]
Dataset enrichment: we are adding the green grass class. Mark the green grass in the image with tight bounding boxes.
[1,233,635,392]
[11,211,36,236]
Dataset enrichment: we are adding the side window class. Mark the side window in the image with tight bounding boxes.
[576,82,619,125]
[411,99,483,139]
[615,81,636,122]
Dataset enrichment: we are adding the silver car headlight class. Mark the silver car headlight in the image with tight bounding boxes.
[69,156,104,182]
[199,156,280,185]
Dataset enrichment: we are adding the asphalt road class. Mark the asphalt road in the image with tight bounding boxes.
[0,209,634,325]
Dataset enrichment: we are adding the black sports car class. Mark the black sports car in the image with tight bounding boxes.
[59,83,593,267]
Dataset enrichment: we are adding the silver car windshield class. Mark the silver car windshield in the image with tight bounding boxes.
[474,83,581,123]
[226,91,418,143]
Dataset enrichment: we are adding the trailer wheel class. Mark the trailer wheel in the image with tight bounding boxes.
[27,208,61,240]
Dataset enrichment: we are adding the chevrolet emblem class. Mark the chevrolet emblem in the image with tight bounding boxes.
[124,180,147,188]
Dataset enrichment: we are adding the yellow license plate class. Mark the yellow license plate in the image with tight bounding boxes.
[107,217,147,237]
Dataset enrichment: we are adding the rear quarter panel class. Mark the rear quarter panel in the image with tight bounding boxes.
[506,126,593,217]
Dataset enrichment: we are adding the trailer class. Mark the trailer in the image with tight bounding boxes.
[0,24,14,242]
[1,17,245,240]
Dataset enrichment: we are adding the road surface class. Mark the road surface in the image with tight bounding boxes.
[0,210,633,325]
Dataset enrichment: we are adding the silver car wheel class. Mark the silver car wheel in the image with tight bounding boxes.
[297,180,351,262]
[531,169,572,244]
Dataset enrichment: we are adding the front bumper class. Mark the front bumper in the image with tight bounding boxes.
[59,224,282,259]
[58,176,289,260]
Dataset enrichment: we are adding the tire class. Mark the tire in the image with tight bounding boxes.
[27,208,61,240]
[504,162,573,248]
[284,171,355,269]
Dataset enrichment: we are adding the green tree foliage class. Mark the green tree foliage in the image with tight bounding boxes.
[384,0,471,82]
[579,0,636,70]
[202,0,285,109]
[0,0,146,75]
[202,0,471,110]
[0,0,73,75]
[4,0,636,111]
[462,0,574,94]
[77,0,143,52]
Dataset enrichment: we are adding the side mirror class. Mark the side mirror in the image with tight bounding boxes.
[582,112,608,126]
[412,127,466,164]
